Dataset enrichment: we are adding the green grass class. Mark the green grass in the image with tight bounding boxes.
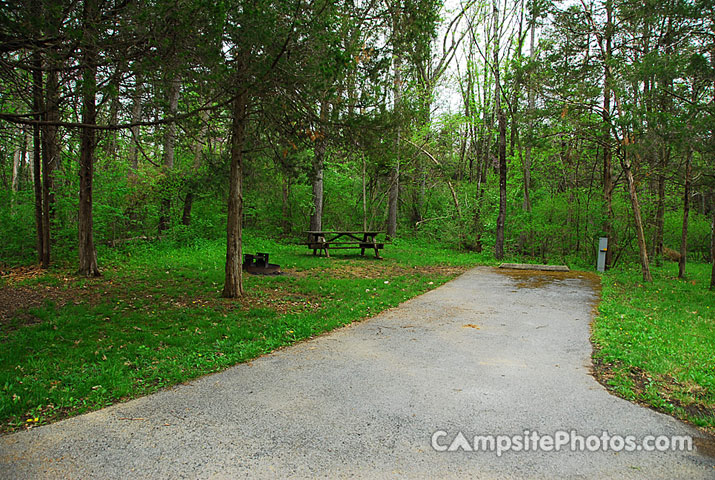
[5,234,712,435]
[592,262,715,433]
[0,234,485,433]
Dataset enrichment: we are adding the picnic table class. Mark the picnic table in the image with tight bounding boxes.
[303,231,385,258]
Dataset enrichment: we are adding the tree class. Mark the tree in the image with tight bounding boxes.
[678,145,691,278]
[522,1,539,217]
[128,76,143,172]
[309,100,329,232]
[31,49,44,266]
[711,200,715,290]
[1,0,713,289]
[493,0,507,260]
[602,0,614,269]
[39,1,63,268]
[78,0,100,276]
[221,0,294,297]
[223,72,248,298]
[578,0,654,281]
[386,1,404,239]
[158,76,181,233]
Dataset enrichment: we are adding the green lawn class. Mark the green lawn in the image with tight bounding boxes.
[0,235,486,433]
[3,237,713,436]
[592,263,715,433]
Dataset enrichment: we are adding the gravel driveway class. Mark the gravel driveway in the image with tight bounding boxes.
[1,266,713,479]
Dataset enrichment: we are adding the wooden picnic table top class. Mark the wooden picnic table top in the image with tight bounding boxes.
[304,230,384,235]
[302,230,386,259]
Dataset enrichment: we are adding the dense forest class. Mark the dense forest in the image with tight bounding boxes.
[0,0,713,295]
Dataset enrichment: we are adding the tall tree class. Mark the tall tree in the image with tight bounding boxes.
[580,0,653,281]
[309,100,329,232]
[602,0,614,268]
[493,0,507,260]
[621,143,652,282]
[11,131,21,192]
[711,199,715,290]
[39,1,64,268]
[127,73,143,180]
[678,146,691,278]
[78,0,100,276]
[223,70,248,298]
[221,0,292,298]
[40,66,60,268]
[158,76,181,233]
[522,1,537,216]
[387,2,404,239]
[31,49,44,266]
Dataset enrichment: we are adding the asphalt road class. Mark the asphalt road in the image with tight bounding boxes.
[1,266,713,479]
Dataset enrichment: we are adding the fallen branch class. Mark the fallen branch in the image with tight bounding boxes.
[406,139,461,217]
[415,215,454,227]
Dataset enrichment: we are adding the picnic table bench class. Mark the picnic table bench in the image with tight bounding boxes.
[302,231,385,258]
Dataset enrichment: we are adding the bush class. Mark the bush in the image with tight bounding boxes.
[0,190,36,265]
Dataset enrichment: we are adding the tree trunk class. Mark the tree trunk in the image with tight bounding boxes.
[158,75,181,233]
[0,146,6,189]
[495,109,507,260]
[522,121,531,212]
[412,73,431,226]
[510,3,524,183]
[602,0,614,269]
[678,149,691,279]
[410,156,424,227]
[32,51,44,265]
[362,154,367,231]
[471,127,487,253]
[472,38,491,254]
[23,128,31,185]
[622,153,652,282]
[281,174,291,234]
[387,51,402,239]
[710,198,714,290]
[37,2,63,268]
[387,161,399,238]
[78,0,100,277]
[106,76,120,160]
[11,135,21,192]
[128,74,143,180]
[181,193,194,226]
[420,166,426,218]
[41,68,60,268]
[518,14,535,251]
[653,23,674,268]
[309,100,328,232]
[493,0,506,260]
[222,79,248,299]
[603,144,614,268]
[711,48,715,290]
[163,77,180,171]
[522,11,535,215]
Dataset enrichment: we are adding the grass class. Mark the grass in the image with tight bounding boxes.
[3,234,712,437]
[0,234,486,433]
[592,262,715,433]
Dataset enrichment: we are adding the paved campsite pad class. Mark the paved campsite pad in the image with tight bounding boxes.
[1,267,713,479]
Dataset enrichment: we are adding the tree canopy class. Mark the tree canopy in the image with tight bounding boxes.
[0,0,713,290]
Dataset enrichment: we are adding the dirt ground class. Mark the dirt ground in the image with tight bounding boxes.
[0,262,470,330]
